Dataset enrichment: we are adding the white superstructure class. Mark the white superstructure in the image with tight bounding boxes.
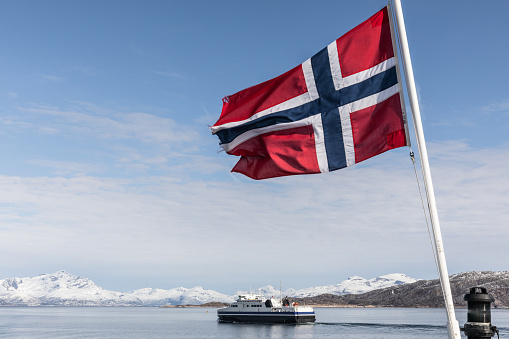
[217,294,315,323]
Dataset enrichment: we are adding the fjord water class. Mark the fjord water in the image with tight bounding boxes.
[1,307,509,338]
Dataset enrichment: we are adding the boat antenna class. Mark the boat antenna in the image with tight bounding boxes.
[280,280,283,305]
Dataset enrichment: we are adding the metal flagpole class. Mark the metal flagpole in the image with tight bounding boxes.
[390,0,461,338]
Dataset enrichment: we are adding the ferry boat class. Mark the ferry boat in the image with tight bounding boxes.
[217,294,315,323]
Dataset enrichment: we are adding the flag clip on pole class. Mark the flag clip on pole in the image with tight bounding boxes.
[390,1,461,338]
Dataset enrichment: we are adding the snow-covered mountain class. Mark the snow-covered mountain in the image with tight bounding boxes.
[289,273,418,298]
[129,286,235,306]
[0,270,139,306]
[0,271,232,306]
[238,273,418,298]
[0,270,417,306]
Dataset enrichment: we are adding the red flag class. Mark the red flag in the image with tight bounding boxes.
[212,7,408,180]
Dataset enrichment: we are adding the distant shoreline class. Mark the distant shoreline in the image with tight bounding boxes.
[160,302,230,308]
[159,303,473,309]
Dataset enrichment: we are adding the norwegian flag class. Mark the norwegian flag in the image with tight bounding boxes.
[211,7,409,180]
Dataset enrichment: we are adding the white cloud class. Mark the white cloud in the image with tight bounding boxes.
[1,141,507,291]
[482,99,509,114]
[72,66,96,76]
[154,71,186,80]
[195,106,218,126]
[26,159,103,176]
[0,115,59,135]
[20,105,199,145]
[0,103,214,179]
[35,74,65,82]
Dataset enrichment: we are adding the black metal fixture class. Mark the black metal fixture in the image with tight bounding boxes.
[461,287,499,339]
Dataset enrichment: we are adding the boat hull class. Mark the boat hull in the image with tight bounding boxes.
[217,312,315,324]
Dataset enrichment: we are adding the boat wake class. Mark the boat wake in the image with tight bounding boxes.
[316,322,445,331]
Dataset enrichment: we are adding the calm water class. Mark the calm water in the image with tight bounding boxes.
[1,307,509,338]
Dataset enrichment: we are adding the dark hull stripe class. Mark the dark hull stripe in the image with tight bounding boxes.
[218,314,315,324]
[217,311,315,315]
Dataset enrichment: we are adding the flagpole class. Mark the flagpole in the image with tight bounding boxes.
[390,1,461,338]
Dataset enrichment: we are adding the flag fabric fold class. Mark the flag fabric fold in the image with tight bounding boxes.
[211,6,409,180]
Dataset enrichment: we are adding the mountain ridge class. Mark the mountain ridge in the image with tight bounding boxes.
[0,270,416,306]
[4,270,508,308]
[294,271,509,308]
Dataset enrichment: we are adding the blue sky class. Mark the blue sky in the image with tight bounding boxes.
[1,0,509,294]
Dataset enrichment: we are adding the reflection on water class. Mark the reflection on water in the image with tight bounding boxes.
[0,307,508,338]
[219,322,316,339]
